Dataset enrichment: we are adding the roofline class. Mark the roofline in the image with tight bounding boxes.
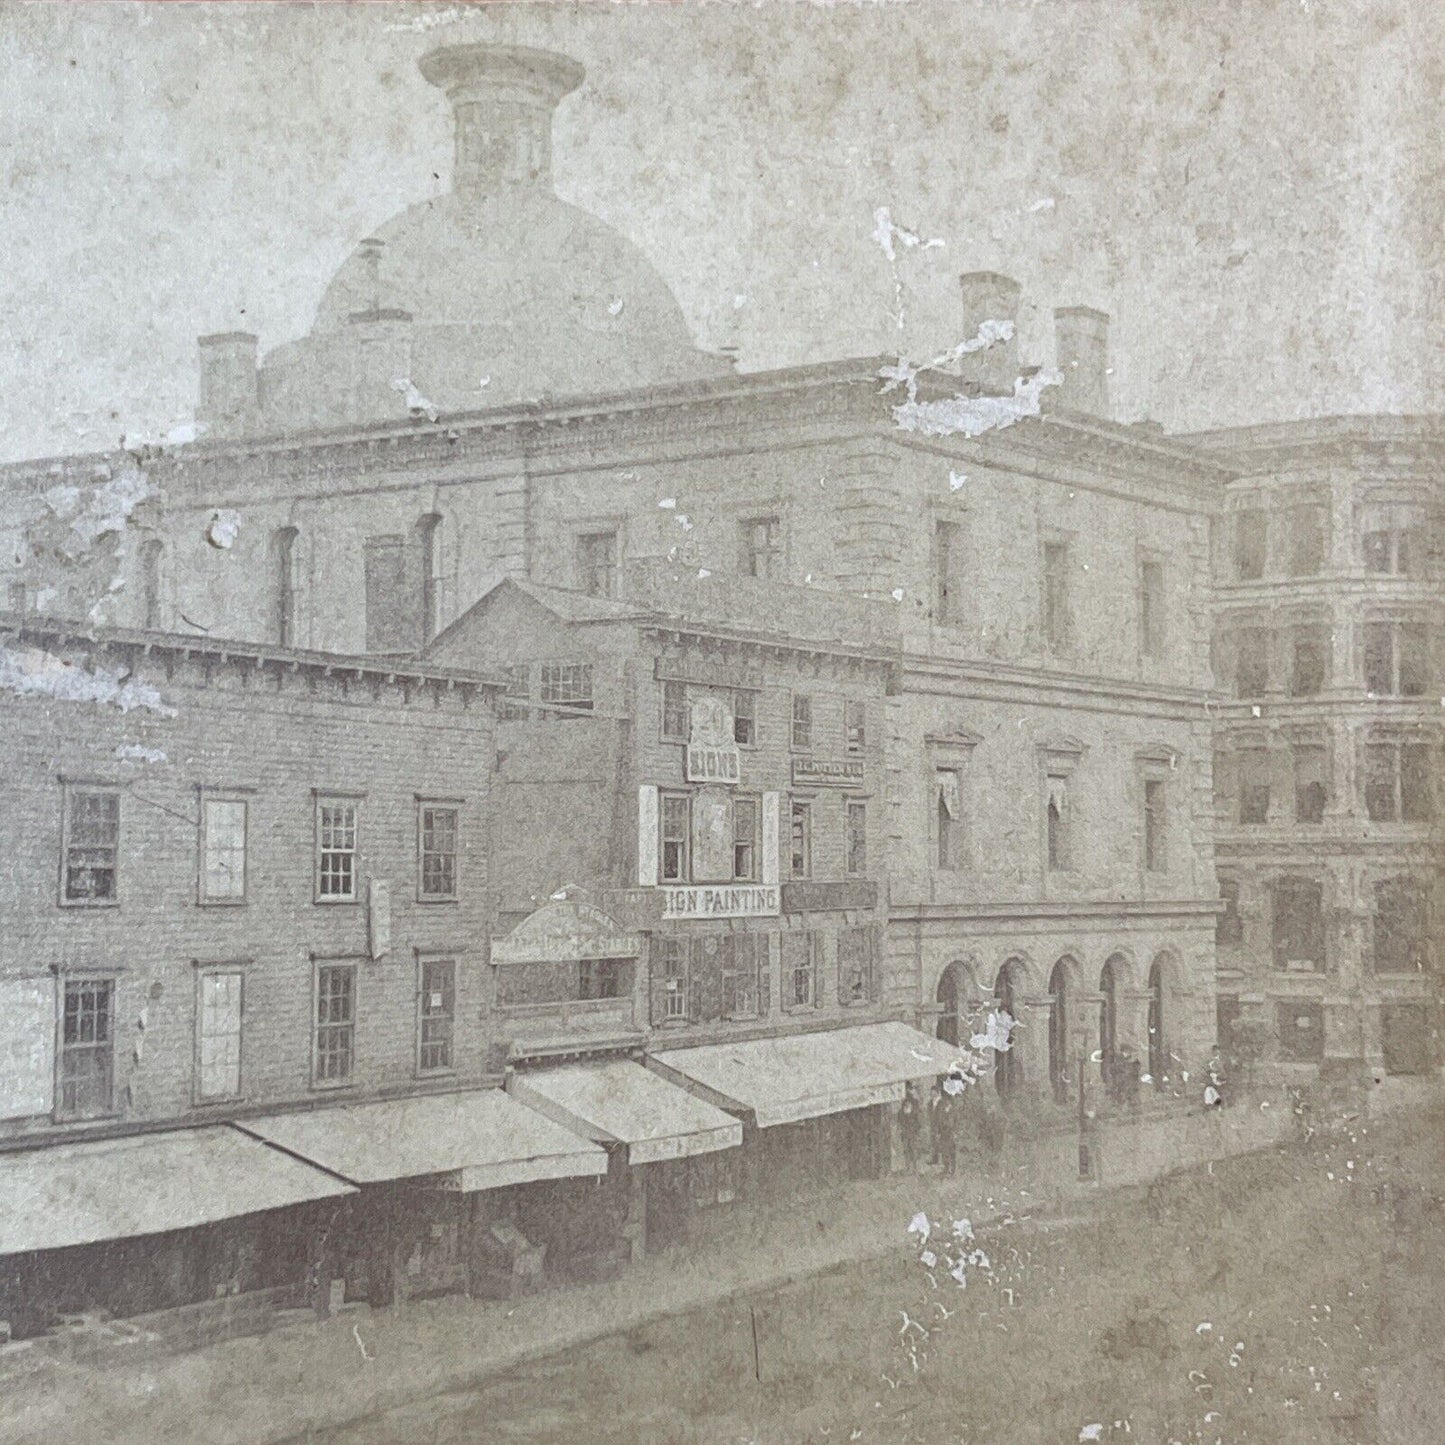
[0,613,506,691]
[1181,413,1445,462]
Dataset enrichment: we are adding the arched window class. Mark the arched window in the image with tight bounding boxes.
[1048,960,1070,1103]
[1147,958,1166,1086]
[140,538,163,630]
[935,962,966,1047]
[1099,956,1121,1087]
[993,960,1024,1099]
[416,513,442,643]
[272,527,299,647]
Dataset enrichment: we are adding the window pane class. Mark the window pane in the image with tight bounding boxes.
[419,958,456,1071]
[846,802,867,875]
[791,694,812,750]
[732,690,755,746]
[789,801,811,878]
[60,979,113,1116]
[202,799,247,901]
[1363,623,1393,694]
[65,791,119,902]
[662,681,688,740]
[199,971,243,1098]
[1402,746,1434,822]
[1235,510,1266,579]
[317,802,357,898]
[1399,624,1428,697]
[421,806,458,898]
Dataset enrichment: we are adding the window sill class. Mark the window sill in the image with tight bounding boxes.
[313,896,360,906]
[198,898,248,909]
[416,1066,457,1081]
[52,1109,123,1126]
[309,1078,359,1093]
[417,895,459,906]
[58,898,120,910]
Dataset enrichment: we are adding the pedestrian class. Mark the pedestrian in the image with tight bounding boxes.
[898,1082,923,1174]
[935,1074,962,1178]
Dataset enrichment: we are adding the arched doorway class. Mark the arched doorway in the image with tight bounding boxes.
[935,962,967,1047]
[992,960,1024,1099]
[1147,958,1166,1085]
[1099,957,1120,1089]
[1048,959,1070,1103]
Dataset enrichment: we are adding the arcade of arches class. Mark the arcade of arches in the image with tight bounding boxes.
[933,951,1181,1107]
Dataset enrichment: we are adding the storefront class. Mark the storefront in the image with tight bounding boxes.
[238,1087,607,1306]
[0,1125,354,1339]
[648,1020,959,1203]
[509,1058,742,1253]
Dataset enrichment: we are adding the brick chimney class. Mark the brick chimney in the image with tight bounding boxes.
[957,272,1021,395]
[1053,306,1110,416]
[196,332,259,437]
[418,44,585,201]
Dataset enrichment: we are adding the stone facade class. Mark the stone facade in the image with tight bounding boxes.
[1189,418,1444,1081]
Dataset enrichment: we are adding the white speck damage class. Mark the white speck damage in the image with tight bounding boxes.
[892,370,1060,439]
[45,460,151,560]
[206,510,241,549]
[871,207,945,262]
[0,644,176,716]
[391,377,440,422]
[114,742,167,763]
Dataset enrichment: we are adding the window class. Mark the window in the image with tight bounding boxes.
[1042,539,1071,651]
[1217,879,1243,946]
[845,800,867,876]
[658,936,689,1021]
[1363,515,1425,576]
[419,804,458,900]
[418,513,442,643]
[1374,879,1428,974]
[417,958,455,1073]
[364,535,410,653]
[140,538,163,629]
[936,768,963,870]
[934,519,965,624]
[273,526,299,647]
[316,799,358,901]
[1365,739,1434,823]
[1234,628,1271,697]
[1143,777,1166,872]
[844,699,866,754]
[732,689,756,746]
[579,958,623,1001]
[314,963,356,1084]
[839,928,874,1005]
[1276,1002,1324,1062]
[59,978,114,1118]
[196,969,243,1101]
[62,788,119,904]
[575,530,618,599]
[1046,774,1070,869]
[1271,878,1324,971]
[660,793,690,881]
[1290,625,1328,696]
[539,663,594,717]
[200,798,247,903]
[721,936,762,1019]
[1139,558,1164,659]
[662,680,689,742]
[1285,502,1325,576]
[1364,621,1428,697]
[789,799,812,879]
[1292,744,1328,823]
[498,664,531,721]
[1237,749,1271,825]
[739,515,782,579]
[783,932,819,1010]
[1234,508,1267,580]
[732,797,758,881]
[791,694,812,751]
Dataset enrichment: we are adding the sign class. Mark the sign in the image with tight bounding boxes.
[791,758,865,787]
[687,693,740,785]
[493,899,642,965]
[686,745,740,784]
[661,885,780,920]
[368,879,391,960]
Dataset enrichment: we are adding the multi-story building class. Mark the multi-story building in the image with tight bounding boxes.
[0,615,639,1335]
[1189,418,1443,1082]
[422,573,962,1250]
[0,41,1228,1116]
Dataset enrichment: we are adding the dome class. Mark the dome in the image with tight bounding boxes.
[253,45,729,433]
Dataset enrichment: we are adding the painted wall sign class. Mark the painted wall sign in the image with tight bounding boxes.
[686,745,740,784]
[791,758,865,787]
[660,885,780,920]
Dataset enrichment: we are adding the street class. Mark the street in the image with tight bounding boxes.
[310,1103,1444,1444]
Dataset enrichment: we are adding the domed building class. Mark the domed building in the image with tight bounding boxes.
[198,45,731,438]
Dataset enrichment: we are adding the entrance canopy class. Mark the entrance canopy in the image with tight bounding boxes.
[649,1021,961,1129]
[509,1060,742,1165]
[0,1126,355,1257]
[239,1088,607,1192]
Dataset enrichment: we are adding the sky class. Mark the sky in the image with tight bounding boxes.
[0,0,1440,463]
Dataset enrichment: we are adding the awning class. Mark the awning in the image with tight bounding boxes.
[238,1088,608,1192]
[0,1126,355,1256]
[508,1060,742,1166]
[649,1021,963,1128]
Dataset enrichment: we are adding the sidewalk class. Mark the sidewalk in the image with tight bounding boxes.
[0,1101,1293,1445]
